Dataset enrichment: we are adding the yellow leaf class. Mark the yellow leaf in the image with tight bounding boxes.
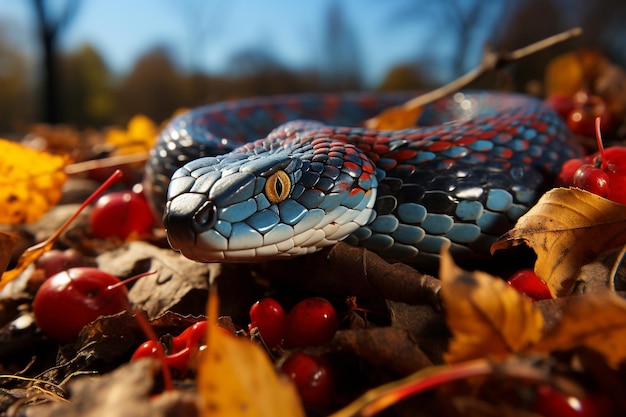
[544,52,585,97]
[440,251,544,364]
[364,103,423,130]
[492,188,626,297]
[197,287,305,417]
[531,291,626,368]
[105,115,157,155]
[0,139,68,224]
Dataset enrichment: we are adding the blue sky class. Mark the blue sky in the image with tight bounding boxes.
[1,0,502,87]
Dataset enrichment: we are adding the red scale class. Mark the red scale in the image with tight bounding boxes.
[376,159,397,170]
[478,129,498,139]
[456,136,477,146]
[496,148,514,159]
[361,159,375,174]
[343,161,361,173]
[373,144,390,154]
[385,149,418,161]
[427,141,452,152]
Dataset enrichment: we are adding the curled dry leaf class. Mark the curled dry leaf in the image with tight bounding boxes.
[197,288,305,417]
[0,138,69,224]
[492,188,626,297]
[531,291,626,368]
[440,251,543,364]
[0,231,20,275]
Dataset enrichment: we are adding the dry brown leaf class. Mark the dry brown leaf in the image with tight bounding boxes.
[197,287,305,417]
[440,251,544,364]
[531,291,626,368]
[0,139,69,224]
[0,231,20,275]
[492,188,626,297]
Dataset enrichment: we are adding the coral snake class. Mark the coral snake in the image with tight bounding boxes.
[144,91,581,266]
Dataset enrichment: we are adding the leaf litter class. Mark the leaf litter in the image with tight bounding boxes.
[3,41,626,415]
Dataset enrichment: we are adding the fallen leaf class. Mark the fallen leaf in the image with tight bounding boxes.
[328,327,433,376]
[364,102,423,130]
[197,287,305,417]
[96,241,218,319]
[531,291,626,368]
[0,231,20,275]
[34,359,198,417]
[440,251,544,363]
[0,138,69,224]
[255,242,442,308]
[492,188,626,297]
[105,115,158,155]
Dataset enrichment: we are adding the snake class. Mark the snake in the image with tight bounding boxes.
[144,91,581,267]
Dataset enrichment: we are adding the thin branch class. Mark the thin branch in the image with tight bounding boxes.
[365,27,582,129]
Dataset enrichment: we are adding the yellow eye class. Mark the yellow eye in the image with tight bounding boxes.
[265,170,291,204]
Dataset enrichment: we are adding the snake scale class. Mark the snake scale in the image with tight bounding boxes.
[144,91,581,267]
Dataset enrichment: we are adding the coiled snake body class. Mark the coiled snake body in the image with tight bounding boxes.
[144,91,581,266]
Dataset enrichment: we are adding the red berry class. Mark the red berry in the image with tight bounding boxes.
[172,320,208,351]
[35,249,85,278]
[89,187,155,239]
[131,339,192,376]
[248,298,287,348]
[545,93,576,120]
[281,352,334,409]
[131,321,227,377]
[507,269,552,301]
[572,164,610,197]
[557,158,585,187]
[284,297,338,348]
[567,94,613,137]
[33,267,130,342]
[131,340,162,361]
[532,384,613,417]
[601,147,626,205]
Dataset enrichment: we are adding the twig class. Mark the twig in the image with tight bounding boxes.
[365,27,582,129]
[64,152,150,175]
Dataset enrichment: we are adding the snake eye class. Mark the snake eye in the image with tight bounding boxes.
[265,170,291,204]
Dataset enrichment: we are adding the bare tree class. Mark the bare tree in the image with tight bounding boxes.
[32,0,81,123]
[320,0,363,90]
[390,0,505,82]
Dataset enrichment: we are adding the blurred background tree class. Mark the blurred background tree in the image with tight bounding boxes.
[0,0,625,133]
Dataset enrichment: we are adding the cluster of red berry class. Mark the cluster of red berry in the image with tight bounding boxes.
[248,297,338,408]
[557,129,626,204]
[131,320,215,377]
[546,91,617,138]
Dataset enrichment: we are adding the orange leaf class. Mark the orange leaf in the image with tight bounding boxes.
[531,291,626,368]
[0,139,68,224]
[492,188,626,297]
[197,287,305,417]
[440,251,544,363]
[364,103,423,130]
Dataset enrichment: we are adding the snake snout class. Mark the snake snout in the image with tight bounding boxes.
[163,193,217,249]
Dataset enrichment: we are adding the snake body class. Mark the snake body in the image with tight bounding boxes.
[145,91,581,266]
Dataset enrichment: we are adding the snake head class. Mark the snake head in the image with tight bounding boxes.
[163,140,378,262]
